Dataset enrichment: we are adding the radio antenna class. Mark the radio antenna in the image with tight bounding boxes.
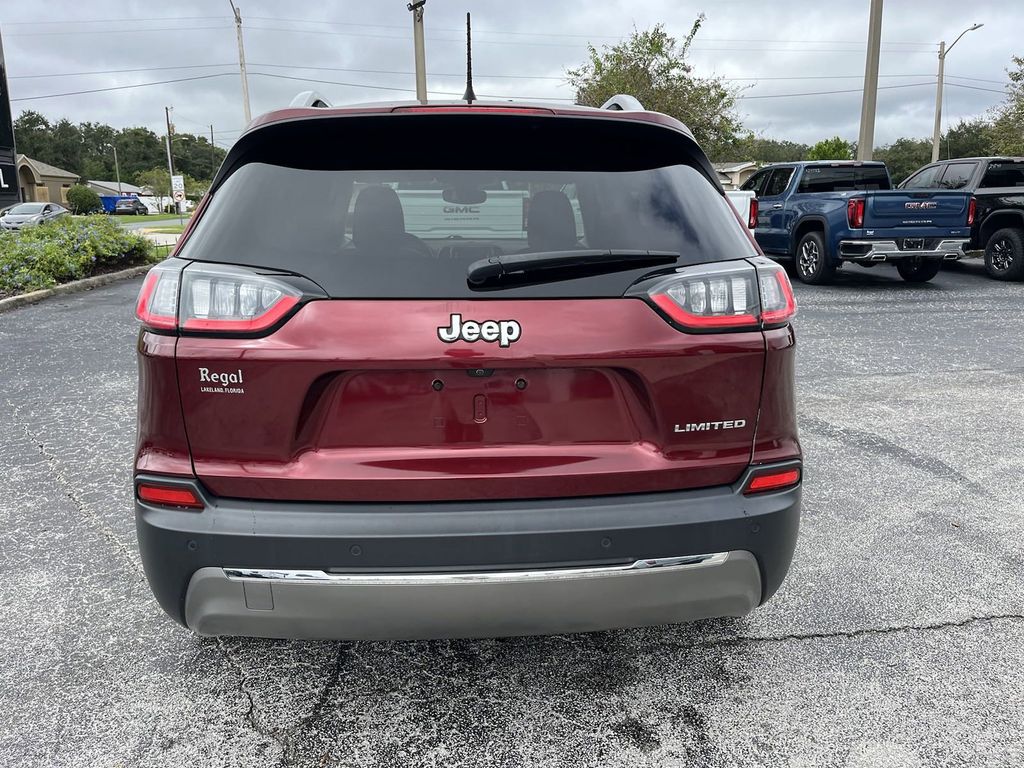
[462,12,476,104]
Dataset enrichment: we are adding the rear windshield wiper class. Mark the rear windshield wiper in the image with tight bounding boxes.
[467,250,679,286]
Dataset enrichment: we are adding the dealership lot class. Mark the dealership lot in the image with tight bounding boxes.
[0,261,1022,767]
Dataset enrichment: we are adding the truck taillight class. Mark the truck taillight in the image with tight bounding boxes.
[135,261,307,334]
[847,197,865,229]
[968,196,977,226]
[641,259,796,332]
[748,198,759,229]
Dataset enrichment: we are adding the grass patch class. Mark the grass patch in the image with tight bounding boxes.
[144,225,186,235]
[0,217,158,299]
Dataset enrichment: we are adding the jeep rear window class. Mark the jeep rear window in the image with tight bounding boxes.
[797,165,891,193]
[178,113,756,299]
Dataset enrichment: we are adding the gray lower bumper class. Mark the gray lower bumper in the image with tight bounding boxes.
[184,550,761,640]
[838,239,968,262]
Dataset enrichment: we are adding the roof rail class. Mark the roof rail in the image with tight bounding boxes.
[289,90,332,108]
[600,94,644,111]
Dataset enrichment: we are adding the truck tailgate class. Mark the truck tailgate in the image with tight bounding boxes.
[864,190,970,229]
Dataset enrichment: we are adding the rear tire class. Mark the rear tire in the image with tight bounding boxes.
[794,231,835,285]
[896,258,942,283]
[984,228,1024,281]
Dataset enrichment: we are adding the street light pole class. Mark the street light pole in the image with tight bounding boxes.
[856,0,884,161]
[228,0,252,123]
[112,144,121,196]
[931,23,983,162]
[408,1,427,104]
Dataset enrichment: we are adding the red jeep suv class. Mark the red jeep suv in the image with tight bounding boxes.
[134,98,801,640]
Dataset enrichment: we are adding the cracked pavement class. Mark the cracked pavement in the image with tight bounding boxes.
[0,260,1022,767]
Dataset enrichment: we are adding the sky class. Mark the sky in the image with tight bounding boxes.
[1,0,1018,154]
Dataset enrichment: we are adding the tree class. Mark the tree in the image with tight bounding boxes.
[873,137,931,184]
[806,137,855,161]
[135,167,170,197]
[992,56,1024,156]
[12,111,52,159]
[566,19,743,157]
[66,184,102,214]
[716,132,808,163]
[943,118,996,160]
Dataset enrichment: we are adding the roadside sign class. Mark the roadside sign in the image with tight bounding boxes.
[173,190,185,203]
[171,175,185,194]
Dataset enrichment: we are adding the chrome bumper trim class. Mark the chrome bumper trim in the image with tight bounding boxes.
[838,238,968,261]
[223,553,726,585]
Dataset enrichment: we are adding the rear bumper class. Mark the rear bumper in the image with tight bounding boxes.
[135,462,801,640]
[838,238,968,262]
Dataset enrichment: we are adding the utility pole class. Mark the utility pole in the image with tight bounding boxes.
[856,0,883,161]
[931,24,984,162]
[408,1,427,104]
[112,144,121,196]
[229,0,252,123]
[165,106,176,213]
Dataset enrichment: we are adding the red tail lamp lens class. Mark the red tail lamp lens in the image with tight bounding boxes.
[744,468,801,494]
[748,198,759,229]
[137,483,203,509]
[847,198,865,229]
[967,197,977,226]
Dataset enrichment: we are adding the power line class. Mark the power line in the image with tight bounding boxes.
[738,81,937,100]
[246,71,571,101]
[243,15,938,46]
[10,73,236,102]
[247,62,566,81]
[944,81,1009,94]
[6,25,231,37]
[9,63,236,80]
[2,15,225,25]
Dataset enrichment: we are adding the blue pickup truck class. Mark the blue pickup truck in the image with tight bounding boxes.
[741,161,974,284]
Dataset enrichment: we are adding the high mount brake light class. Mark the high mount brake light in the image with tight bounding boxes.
[135,262,303,334]
[744,467,801,495]
[644,261,797,332]
[847,197,865,229]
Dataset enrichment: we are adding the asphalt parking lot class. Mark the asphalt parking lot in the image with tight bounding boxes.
[1,259,1022,767]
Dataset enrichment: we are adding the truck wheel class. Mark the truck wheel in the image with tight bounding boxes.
[984,228,1024,281]
[896,258,942,283]
[795,232,835,285]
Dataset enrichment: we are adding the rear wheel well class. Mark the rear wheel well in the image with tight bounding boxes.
[979,211,1024,245]
[791,220,826,256]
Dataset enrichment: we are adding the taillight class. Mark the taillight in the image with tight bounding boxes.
[135,260,309,334]
[180,265,301,332]
[847,197,865,229]
[640,259,796,332]
[137,482,204,509]
[748,198,758,229]
[135,264,180,330]
[743,466,801,495]
[967,196,977,226]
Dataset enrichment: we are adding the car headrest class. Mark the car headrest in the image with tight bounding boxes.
[527,190,577,251]
[352,185,407,249]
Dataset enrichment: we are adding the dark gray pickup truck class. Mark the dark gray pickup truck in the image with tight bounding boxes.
[900,157,1024,280]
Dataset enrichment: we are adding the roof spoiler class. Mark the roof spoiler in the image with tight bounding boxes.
[600,94,644,111]
[289,91,332,108]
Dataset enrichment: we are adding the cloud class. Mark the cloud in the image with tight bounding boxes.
[2,0,1014,149]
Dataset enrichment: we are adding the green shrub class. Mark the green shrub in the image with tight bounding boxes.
[0,216,158,298]
[66,184,102,215]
